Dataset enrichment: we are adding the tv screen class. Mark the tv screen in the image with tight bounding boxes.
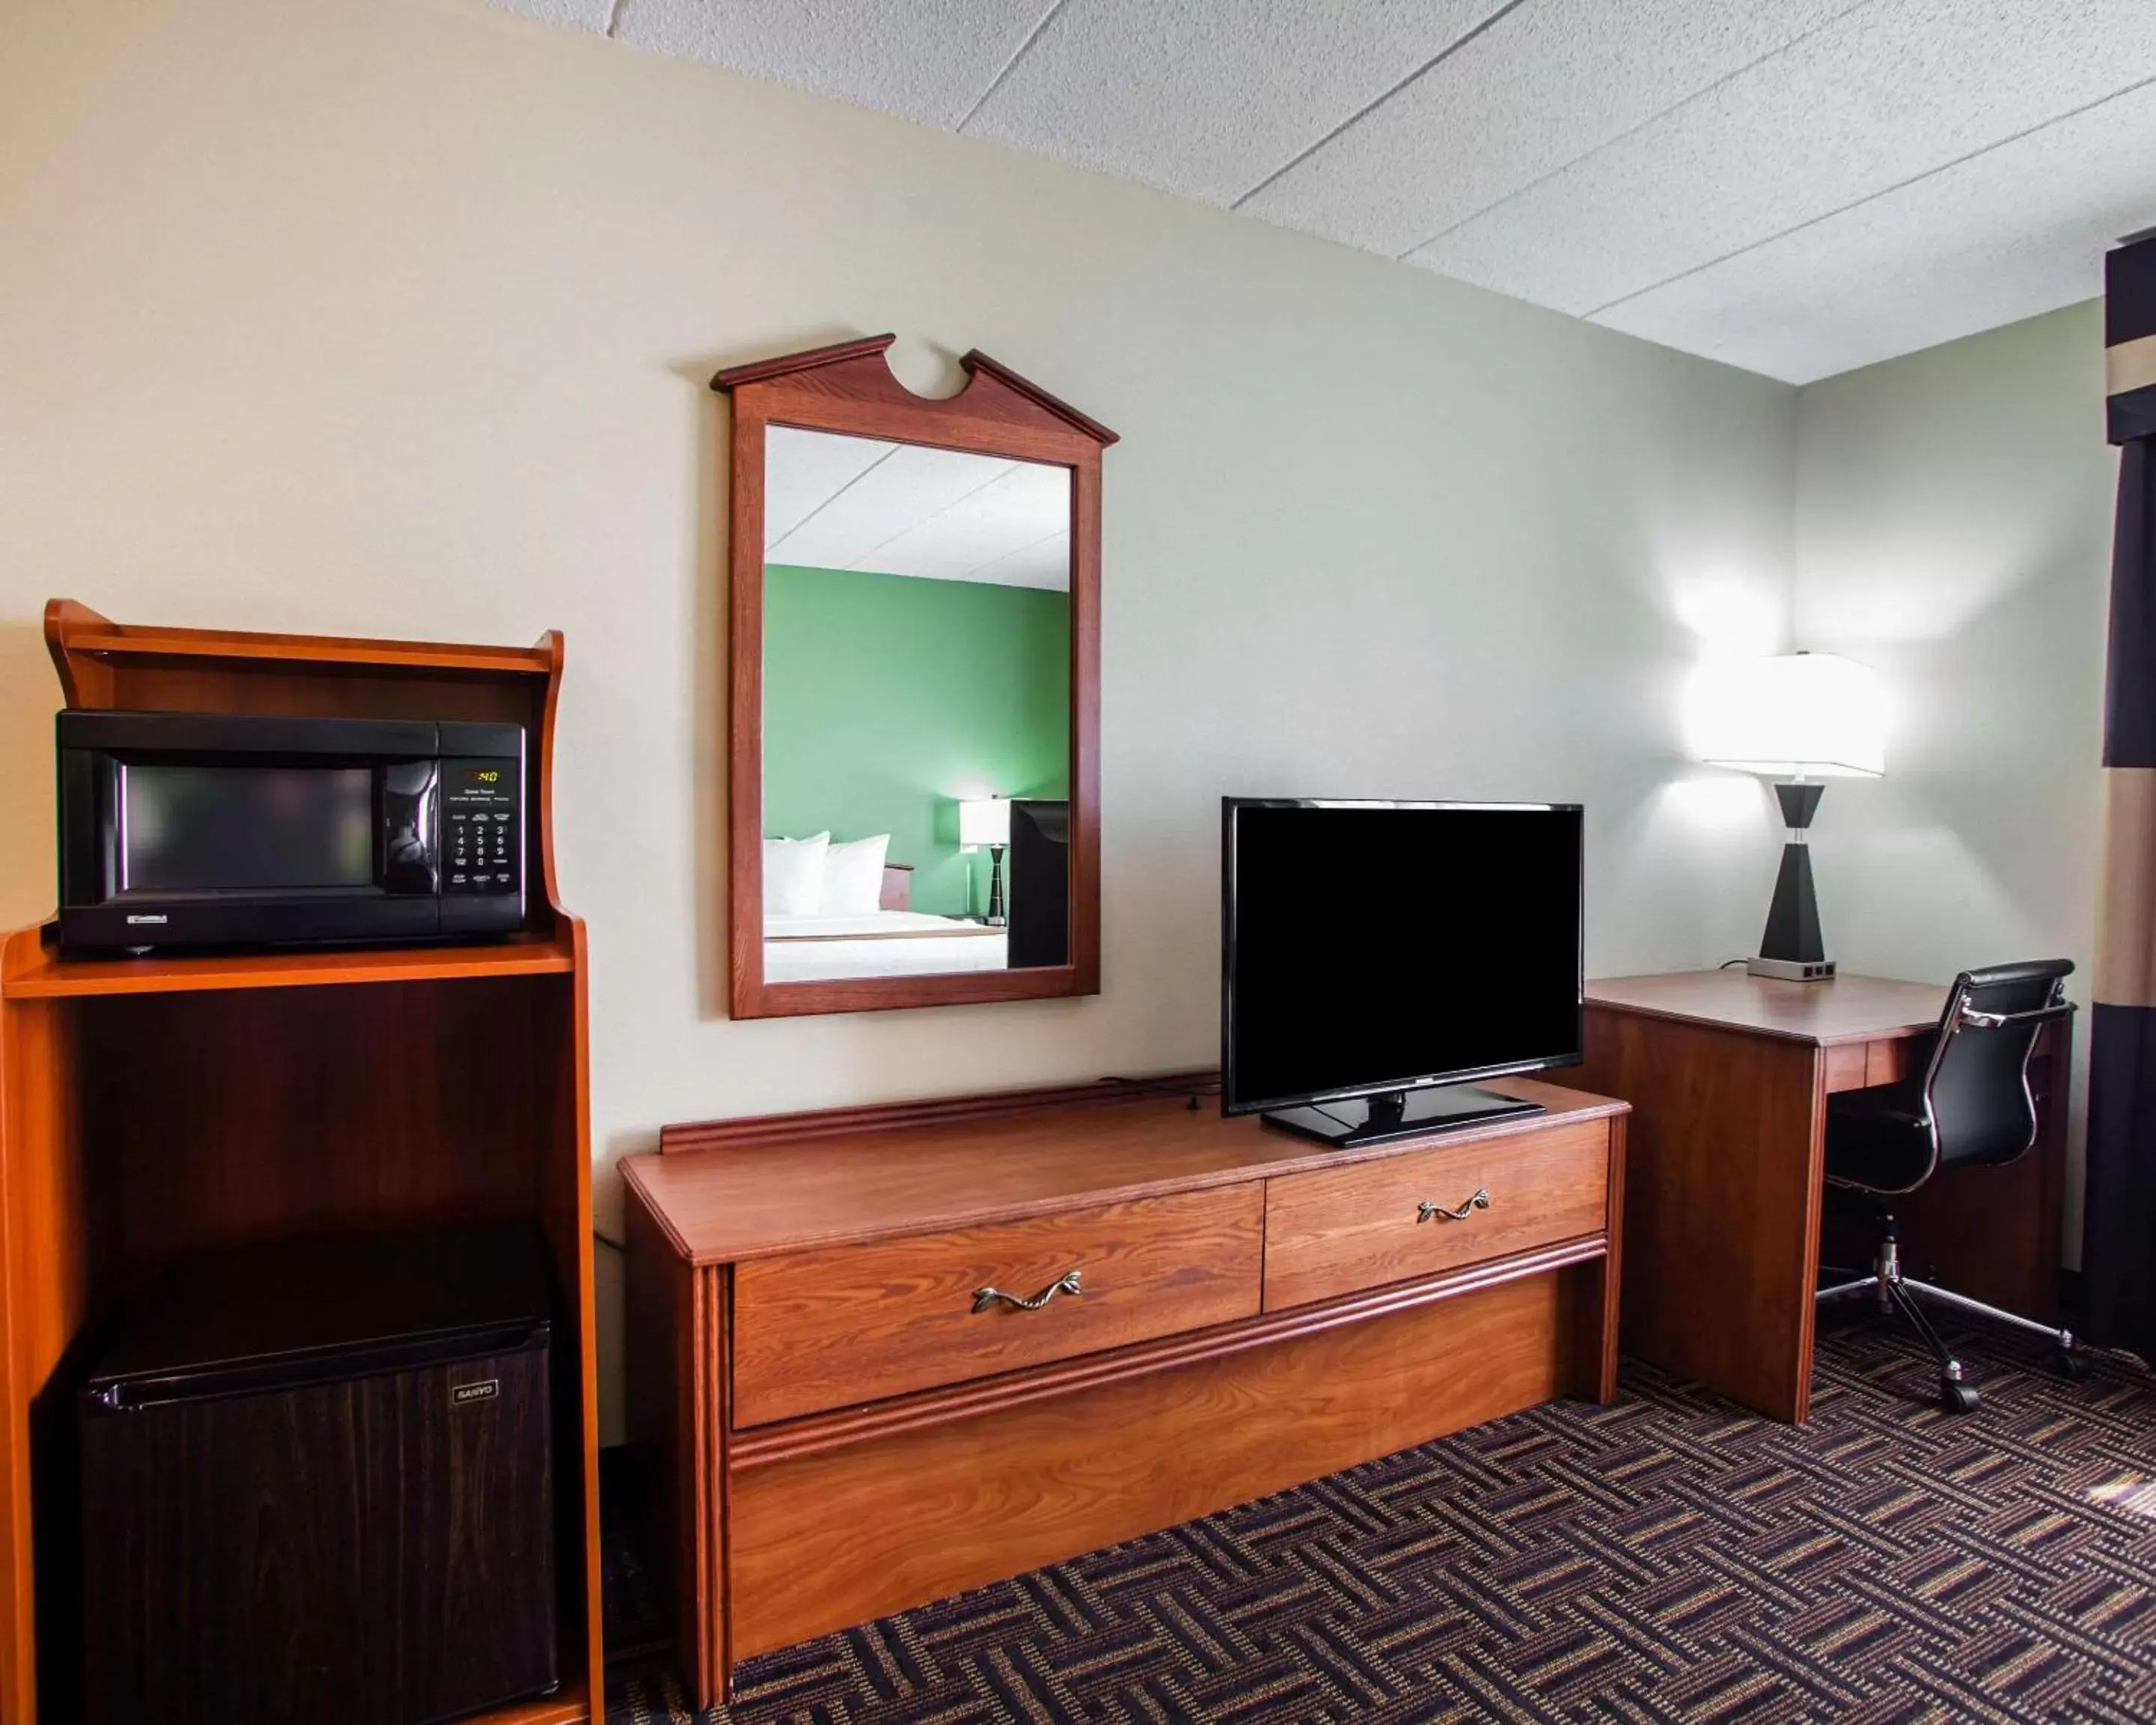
[1222,800,1583,1117]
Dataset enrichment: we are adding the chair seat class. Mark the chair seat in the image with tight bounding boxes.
[1824,1092,1934,1193]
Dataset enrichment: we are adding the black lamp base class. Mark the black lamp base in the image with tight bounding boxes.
[1751,782,1834,983]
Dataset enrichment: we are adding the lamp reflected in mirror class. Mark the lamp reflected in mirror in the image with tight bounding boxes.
[958,796,1011,925]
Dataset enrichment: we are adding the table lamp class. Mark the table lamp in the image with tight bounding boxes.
[1698,651,1884,982]
[958,796,1011,925]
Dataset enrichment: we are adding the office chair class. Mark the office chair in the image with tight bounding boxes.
[1815,958,2081,1413]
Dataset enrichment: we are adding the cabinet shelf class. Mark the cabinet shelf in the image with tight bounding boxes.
[1,929,576,1000]
[45,601,559,681]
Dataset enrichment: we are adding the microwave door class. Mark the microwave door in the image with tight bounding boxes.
[106,761,402,898]
[55,714,447,951]
[95,756,442,948]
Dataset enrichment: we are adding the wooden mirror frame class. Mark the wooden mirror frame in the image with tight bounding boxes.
[711,335,1115,1018]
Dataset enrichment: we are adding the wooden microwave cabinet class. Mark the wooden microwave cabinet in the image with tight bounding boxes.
[622,1075,1628,1708]
[0,603,604,1724]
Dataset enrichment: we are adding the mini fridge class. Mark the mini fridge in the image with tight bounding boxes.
[77,1224,559,1725]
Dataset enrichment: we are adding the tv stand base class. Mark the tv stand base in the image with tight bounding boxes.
[1262,1083,1543,1149]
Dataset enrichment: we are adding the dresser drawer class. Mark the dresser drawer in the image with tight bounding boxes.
[1262,1120,1612,1310]
[731,1184,1265,1426]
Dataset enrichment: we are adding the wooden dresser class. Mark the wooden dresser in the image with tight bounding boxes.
[621,1074,1627,1709]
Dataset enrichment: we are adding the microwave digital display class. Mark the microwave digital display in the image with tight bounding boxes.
[121,764,376,894]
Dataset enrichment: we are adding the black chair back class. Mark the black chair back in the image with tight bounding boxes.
[1922,959,2074,1172]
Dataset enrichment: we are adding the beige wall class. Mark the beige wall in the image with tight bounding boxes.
[1794,300,2116,1257]
[4,0,1809,1437]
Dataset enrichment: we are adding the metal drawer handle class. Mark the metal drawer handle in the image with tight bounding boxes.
[972,1270,1082,1314]
[1418,1189,1490,1224]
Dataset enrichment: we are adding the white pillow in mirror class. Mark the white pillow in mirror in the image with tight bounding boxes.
[763,833,829,918]
[821,833,891,916]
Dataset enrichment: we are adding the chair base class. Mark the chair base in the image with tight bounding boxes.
[1818,1227,2083,1413]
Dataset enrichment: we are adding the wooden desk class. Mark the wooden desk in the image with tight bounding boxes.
[1557,971,2068,1423]
[623,1075,1626,1708]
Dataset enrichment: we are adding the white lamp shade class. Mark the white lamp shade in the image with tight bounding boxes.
[1696,652,1886,778]
[957,797,1011,848]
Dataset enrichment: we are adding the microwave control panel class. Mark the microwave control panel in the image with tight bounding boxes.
[442,758,521,896]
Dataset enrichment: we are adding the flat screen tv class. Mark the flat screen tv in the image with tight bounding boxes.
[1222,798,1584,1148]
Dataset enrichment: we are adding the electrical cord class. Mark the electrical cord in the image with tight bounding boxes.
[1098,1073,1220,1110]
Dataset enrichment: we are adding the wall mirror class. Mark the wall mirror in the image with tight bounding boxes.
[713,336,1114,1017]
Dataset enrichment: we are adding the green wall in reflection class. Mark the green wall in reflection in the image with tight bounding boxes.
[763,563,1069,916]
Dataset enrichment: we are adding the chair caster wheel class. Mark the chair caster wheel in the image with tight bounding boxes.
[2053,1345,2089,1380]
[1940,1379,1980,1414]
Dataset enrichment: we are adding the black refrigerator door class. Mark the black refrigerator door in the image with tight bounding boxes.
[79,1336,557,1725]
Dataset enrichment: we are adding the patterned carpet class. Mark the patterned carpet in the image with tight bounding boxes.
[603,1312,2156,1724]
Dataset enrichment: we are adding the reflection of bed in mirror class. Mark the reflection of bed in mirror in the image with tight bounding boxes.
[758,818,1069,982]
[764,858,1008,982]
[764,911,1008,982]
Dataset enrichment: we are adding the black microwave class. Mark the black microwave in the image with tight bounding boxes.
[57,712,527,952]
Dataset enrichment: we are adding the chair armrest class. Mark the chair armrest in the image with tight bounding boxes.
[1958,1001,2077,1030]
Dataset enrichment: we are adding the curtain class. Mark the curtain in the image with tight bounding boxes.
[2087,235,2156,1364]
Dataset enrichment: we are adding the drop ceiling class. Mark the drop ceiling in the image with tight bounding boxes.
[493,0,2156,384]
[765,428,1072,589]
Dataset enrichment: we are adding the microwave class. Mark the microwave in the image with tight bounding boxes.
[57,712,527,952]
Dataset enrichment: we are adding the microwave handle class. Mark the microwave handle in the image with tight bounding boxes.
[381,761,439,895]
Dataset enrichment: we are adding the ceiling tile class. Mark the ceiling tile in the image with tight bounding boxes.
[963,0,1507,207]
[1406,0,2156,317]
[868,460,1071,585]
[1592,80,2156,383]
[493,0,2156,381]
[488,0,612,29]
[764,427,898,549]
[766,433,1068,585]
[1240,0,1853,258]
[969,531,1071,589]
[610,0,1053,130]
[770,443,1016,570]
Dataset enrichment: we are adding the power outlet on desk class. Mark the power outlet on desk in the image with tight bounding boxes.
[1747,957,1837,982]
